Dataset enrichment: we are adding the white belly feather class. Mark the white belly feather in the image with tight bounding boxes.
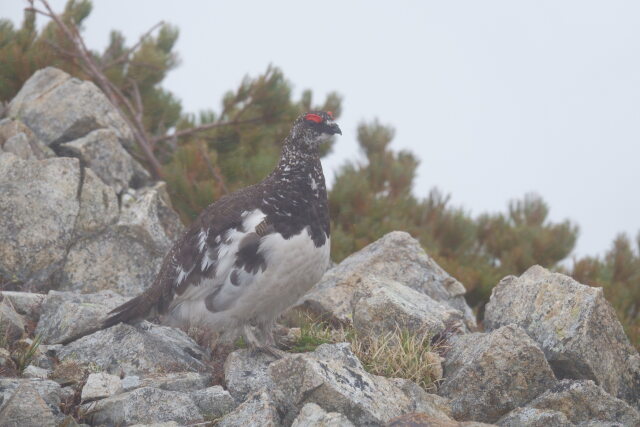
[230,229,330,324]
[165,209,330,331]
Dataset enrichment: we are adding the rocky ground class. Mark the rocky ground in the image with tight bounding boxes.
[0,68,639,427]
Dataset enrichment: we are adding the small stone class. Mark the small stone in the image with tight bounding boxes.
[81,372,123,402]
[22,365,51,379]
[291,402,355,426]
[189,386,236,419]
[497,407,572,427]
[0,118,54,160]
[0,298,25,344]
[217,389,281,427]
[128,423,179,427]
[3,132,35,159]
[0,347,17,375]
[224,348,278,403]
[0,291,45,323]
[121,375,141,391]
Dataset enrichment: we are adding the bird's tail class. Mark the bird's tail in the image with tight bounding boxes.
[103,293,154,329]
[58,294,154,345]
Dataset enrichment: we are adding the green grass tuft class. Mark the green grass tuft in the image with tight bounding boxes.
[285,313,442,391]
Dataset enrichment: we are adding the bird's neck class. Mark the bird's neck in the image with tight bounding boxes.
[273,136,322,177]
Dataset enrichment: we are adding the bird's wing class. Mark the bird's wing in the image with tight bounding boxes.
[104,184,270,326]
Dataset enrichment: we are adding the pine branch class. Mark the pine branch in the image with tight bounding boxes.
[152,117,263,144]
[100,21,164,71]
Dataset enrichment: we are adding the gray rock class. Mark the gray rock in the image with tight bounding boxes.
[385,413,496,426]
[60,183,183,296]
[218,389,282,427]
[0,378,65,419]
[8,67,134,148]
[527,380,640,426]
[0,154,80,289]
[484,265,640,406]
[353,276,466,339]
[0,348,16,374]
[296,231,476,330]
[21,365,50,380]
[292,402,355,427]
[81,372,122,402]
[29,344,57,371]
[60,128,141,194]
[35,290,128,344]
[129,423,179,427]
[132,372,212,392]
[3,132,36,160]
[121,375,142,391]
[0,382,57,427]
[117,183,184,254]
[59,229,162,296]
[269,343,453,426]
[438,324,556,423]
[189,386,236,419]
[224,348,278,402]
[0,299,25,344]
[390,378,453,420]
[56,322,209,376]
[80,387,202,426]
[0,118,55,160]
[497,407,572,427]
[0,291,45,323]
[75,168,119,237]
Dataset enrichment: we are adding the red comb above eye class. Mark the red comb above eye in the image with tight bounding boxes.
[305,113,323,123]
[327,111,334,119]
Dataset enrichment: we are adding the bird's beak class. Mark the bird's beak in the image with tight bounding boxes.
[328,122,342,135]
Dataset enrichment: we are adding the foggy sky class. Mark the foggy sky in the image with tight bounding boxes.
[3,0,639,259]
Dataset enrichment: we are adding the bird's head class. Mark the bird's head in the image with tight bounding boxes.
[290,111,342,148]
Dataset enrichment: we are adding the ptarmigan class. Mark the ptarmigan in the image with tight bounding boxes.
[104,111,341,355]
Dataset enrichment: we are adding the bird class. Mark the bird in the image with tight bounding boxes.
[103,111,341,356]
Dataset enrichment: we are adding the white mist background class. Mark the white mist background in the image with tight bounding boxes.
[3,0,639,259]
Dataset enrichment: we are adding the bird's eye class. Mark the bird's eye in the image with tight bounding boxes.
[304,113,323,123]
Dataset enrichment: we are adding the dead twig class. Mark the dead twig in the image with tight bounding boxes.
[199,144,229,195]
